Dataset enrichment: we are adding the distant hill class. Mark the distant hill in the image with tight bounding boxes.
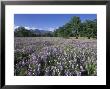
[31,29,52,34]
[14,26,53,37]
[30,29,40,33]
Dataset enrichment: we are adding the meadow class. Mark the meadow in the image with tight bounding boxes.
[14,37,97,76]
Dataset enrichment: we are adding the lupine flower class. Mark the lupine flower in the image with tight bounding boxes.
[14,37,97,76]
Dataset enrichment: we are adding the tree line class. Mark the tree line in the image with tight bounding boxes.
[53,16,97,39]
[14,16,97,39]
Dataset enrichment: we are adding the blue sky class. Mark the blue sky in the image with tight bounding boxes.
[14,14,96,31]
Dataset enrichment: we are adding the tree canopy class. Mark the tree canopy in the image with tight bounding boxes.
[54,16,97,39]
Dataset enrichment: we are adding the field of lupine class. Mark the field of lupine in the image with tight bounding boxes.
[14,37,97,76]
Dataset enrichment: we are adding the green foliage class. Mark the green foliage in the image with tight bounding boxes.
[64,45,74,53]
[14,26,37,37]
[14,26,54,37]
[54,16,97,39]
[19,67,28,76]
[86,62,97,76]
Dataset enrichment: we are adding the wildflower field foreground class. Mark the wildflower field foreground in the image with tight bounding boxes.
[14,37,97,76]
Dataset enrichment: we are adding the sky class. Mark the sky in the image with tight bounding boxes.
[14,14,96,31]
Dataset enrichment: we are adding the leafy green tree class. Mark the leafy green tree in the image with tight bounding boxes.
[53,17,97,39]
[85,19,97,39]
[14,26,37,37]
[69,16,81,39]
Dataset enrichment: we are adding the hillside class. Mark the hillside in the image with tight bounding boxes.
[14,27,53,37]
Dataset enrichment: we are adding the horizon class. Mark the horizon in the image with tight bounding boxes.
[14,14,96,31]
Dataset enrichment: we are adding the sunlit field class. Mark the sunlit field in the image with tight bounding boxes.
[14,37,97,76]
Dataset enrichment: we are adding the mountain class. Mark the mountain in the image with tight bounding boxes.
[14,26,53,37]
[31,29,52,34]
[30,29,41,34]
[39,30,52,34]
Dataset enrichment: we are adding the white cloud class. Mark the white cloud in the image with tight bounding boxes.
[24,26,30,30]
[44,27,58,32]
[47,27,55,32]
[14,26,20,29]
[24,26,37,30]
[14,25,37,30]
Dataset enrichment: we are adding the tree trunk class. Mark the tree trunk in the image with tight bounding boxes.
[76,36,78,39]
[88,36,90,39]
